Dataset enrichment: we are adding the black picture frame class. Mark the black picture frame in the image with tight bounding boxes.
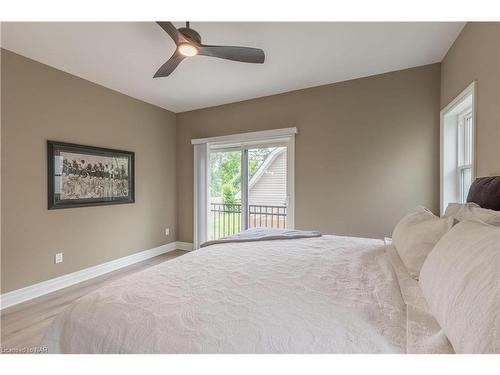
[47,141,135,209]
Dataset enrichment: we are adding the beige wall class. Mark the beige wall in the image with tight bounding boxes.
[177,64,442,242]
[441,22,500,177]
[1,50,177,293]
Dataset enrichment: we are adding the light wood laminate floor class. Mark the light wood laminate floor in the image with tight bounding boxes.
[0,250,187,351]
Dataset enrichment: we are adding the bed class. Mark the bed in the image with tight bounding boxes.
[41,177,500,354]
[41,235,453,353]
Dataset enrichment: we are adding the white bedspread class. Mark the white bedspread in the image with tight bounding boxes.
[41,235,449,353]
[385,245,454,354]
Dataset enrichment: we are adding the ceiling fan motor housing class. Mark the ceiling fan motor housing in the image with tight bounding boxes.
[178,27,202,44]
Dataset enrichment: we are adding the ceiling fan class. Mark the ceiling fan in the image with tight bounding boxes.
[154,22,265,78]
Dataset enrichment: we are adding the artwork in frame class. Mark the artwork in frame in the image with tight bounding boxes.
[47,141,135,209]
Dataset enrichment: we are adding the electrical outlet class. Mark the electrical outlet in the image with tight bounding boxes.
[55,252,63,264]
[165,228,170,237]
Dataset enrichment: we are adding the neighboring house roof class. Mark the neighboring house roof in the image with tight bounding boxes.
[236,147,286,200]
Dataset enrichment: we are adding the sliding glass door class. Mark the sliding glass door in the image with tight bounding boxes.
[208,144,289,240]
[192,128,296,248]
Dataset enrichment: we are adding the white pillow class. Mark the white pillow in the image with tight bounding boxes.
[443,202,479,219]
[419,220,500,353]
[392,206,453,279]
[456,205,500,226]
[444,202,500,226]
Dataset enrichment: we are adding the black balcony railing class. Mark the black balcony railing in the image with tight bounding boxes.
[210,203,242,240]
[210,203,287,240]
[248,204,287,229]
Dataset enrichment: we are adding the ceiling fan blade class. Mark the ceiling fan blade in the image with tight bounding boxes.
[198,45,265,64]
[154,52,185,78]
[156,21,187,45]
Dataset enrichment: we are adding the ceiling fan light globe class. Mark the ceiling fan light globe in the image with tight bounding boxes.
[178,44,198,57]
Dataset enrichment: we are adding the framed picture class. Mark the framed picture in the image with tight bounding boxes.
[47,141,135,209]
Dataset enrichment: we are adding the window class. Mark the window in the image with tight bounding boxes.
[440,82,476,214]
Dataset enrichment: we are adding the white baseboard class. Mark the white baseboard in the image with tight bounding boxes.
[176,241,194,251]
[0,241,193,310]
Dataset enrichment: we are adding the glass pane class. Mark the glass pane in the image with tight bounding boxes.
[464,115,473,165]
[459,113,473,166]
[209,150,242,240]
[247,146,287,229]
[460,167,472,203]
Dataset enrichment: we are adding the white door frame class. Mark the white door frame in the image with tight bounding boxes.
[241,148,249,231]
[192,143,209,249]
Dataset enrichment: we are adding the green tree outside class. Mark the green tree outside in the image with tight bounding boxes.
[210,148,274,203]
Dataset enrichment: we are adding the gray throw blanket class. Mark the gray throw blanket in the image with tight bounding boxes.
[200,228,322,248]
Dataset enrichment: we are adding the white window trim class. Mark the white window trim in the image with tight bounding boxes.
[440,81,477,214]
[191,127,297,145]
[192,127,297,248]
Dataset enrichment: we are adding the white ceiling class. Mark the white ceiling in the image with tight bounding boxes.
[1,22,464,112]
